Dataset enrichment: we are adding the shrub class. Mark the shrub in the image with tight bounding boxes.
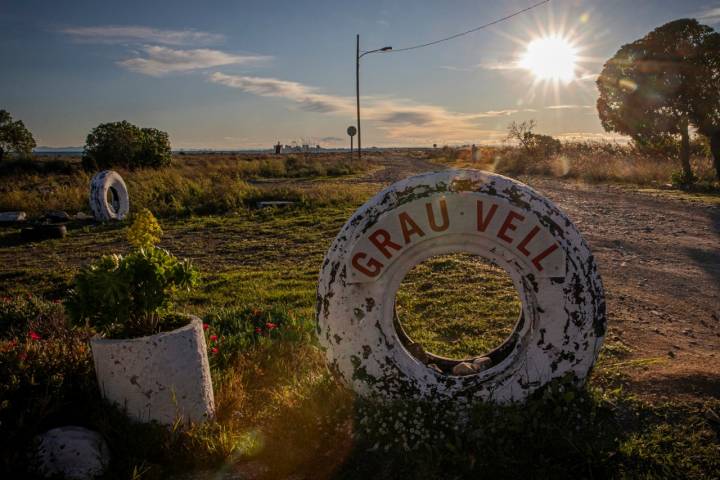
[0,296,95,474]
[65,211,198,338]
[82,120,171,171]
[126,208,163,249]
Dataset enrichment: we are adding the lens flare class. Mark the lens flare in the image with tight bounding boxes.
[519,35,578,83]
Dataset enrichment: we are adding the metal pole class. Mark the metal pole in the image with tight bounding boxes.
[350,135,353,154]
[356,34,361,163]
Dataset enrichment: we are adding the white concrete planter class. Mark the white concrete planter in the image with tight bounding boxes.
[90,316,215,425]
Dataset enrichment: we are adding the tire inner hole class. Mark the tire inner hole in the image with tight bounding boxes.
[393,253,523,376]
[106,187,120,214]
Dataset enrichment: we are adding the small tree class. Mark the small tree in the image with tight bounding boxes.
[597,19,720,181]
[82,120,171,170]
[0,110,36,162]
[506,120,561,158]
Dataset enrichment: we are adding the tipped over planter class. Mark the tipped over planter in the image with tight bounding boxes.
[90,316,214,425]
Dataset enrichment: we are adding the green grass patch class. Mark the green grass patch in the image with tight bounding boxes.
[396,253,521,359]
[1,188,719,478]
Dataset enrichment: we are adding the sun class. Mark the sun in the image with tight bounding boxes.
[519,35,578,83]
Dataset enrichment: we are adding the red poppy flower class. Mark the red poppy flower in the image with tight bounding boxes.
[203,323,209,331]
[18,352,27,362]
[211,347,219,354]
[210,334,218,342]
[265,322,277,330]
[254,327,262,334]
[28,331,41,341]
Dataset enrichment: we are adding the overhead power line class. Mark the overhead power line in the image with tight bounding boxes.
[382,0,550,54]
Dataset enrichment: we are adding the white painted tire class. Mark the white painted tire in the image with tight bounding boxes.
[89,170,129,221]
[317,169,606,404]
[90,317,215,424]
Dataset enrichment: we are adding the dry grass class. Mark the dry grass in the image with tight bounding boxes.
[430,141,719,188]
[0,152,373,218]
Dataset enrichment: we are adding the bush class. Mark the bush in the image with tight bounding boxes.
[0,296,95,474]
[82,120,171,170]
[65,211,198,338]
[670,169,699,188]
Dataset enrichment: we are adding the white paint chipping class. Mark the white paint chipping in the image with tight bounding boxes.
[89,170,129,221]
[317,169,606,404]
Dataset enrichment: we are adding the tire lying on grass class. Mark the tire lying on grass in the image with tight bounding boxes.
[21,224,67,242]
[316,169,606,404]
[89,170,129,221]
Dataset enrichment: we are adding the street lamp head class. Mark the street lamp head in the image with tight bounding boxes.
[381,46,392,51]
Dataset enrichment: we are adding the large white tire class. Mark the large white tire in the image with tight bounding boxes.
[89,170,129,221]
[317,169,606,404]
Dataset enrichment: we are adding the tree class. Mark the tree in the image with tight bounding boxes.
[138,128,172,168]
[689,30,720,179]
[82,120,171,170]
[597,19,720,181]
[506,120,561,158]
[0,110,36,162]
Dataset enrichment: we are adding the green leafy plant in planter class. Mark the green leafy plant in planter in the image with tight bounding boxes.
[66,208,198,338]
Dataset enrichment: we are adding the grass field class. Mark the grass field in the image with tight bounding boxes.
[1,150,719,478]
[396,253,521,359]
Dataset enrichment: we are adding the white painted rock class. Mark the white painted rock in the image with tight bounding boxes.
[90,317,215,425]
[34,426,110,479]
[472,356,492,372]
[0,211,26,222]
[451,362,476,376]
[317,169,606,404]
[89,170,129,221]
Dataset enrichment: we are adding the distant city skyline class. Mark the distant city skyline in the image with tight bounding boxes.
[2,0,719,149]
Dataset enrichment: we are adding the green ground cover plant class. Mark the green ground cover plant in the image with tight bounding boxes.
[0,199,718,478]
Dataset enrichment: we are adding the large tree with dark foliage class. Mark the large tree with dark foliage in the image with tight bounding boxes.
[597,19,720,180]
[0,109,36,162]
[82,120,171,170]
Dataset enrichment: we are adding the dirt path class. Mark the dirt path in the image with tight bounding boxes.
[356,156,720,402]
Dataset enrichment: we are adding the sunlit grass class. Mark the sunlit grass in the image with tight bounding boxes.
[396,253,521,359]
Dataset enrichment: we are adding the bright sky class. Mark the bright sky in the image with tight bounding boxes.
[2,0,719,149]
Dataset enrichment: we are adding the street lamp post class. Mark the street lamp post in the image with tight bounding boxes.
[356,35,391,162]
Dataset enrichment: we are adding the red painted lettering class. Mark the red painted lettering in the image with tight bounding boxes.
[425,198,449,232]
[398,212,425,244]
[517,226,540,256]
[351,252,384,277]
[531,243,559,271]
[476,201,498,232]
[369,228,402,259]
[497,211,525,244]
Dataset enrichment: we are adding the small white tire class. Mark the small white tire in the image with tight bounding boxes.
[89,170,129,221]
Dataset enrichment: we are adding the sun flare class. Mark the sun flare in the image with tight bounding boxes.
[519,35,578,83]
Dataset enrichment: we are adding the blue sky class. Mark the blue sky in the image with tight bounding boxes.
[1,0,719,149]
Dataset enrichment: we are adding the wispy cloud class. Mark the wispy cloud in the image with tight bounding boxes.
[545,104,594,110]
[59,25,225,46]
[208,72,532,144]
[209,73,352,112]
[695,7,720,24]
[119,47,271,76]
[439,61,518,72]
[478,61,519,71]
